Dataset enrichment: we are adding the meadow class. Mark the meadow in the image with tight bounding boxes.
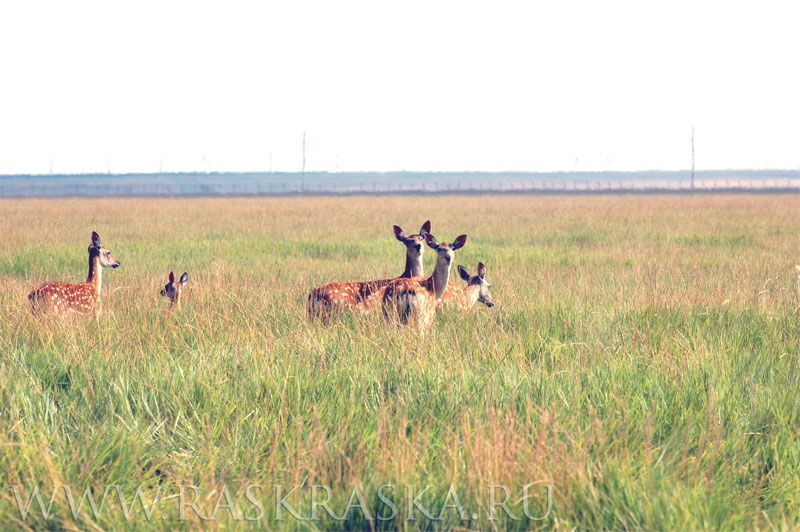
[0,194,799,530]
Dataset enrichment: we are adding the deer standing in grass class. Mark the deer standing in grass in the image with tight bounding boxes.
[307,221,431,319]
[438,262,495,310]
[382,232,467,328]
[28,231,120,316]
[161,271,188,312]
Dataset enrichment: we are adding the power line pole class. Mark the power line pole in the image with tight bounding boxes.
[691,126,695,189]
[301,130,306,191]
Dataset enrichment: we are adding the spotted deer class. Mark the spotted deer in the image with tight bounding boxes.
[28,231,121,316]
[439,262,495,309]
[161,271,188,312]
[382,232,467,328]
[307,221,431,319]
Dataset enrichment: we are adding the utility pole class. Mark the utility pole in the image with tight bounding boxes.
[301,130,306,191]
[50,158,53,175]
[691,126,695,189]
[107,159,111,175]
[269,152,273,173]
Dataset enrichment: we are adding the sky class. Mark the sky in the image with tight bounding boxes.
[1,1,799,174]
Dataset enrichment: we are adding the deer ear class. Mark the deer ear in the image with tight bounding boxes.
[425,232,438,249]
[91,231,101,248]
[393,225,406,241]
[477,262,486,279]
[420,220,431,235]
[179,272,188,285]
[458,265,470,282]
[169,271,175,283]
[451,234,468,250]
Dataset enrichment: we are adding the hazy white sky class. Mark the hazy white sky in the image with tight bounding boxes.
[1,1,798,174]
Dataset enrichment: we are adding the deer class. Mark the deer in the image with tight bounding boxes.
[161,271,188,312]
[382,232,467,328]
[28,231,121,316]
[307,220,431,319]
[438,262,495,310]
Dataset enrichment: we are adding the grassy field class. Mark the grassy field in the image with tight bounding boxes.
[1,194,799,530]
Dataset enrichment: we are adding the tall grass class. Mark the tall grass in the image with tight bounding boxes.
[0,195,799,530]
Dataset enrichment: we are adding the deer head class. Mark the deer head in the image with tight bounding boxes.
[161,271,188,307]
[425,232,467,267]
[393,220,431,277]
[393,220,431,260]
[424,232,467,299]
[458,262,494,307]
[89,231,120,268]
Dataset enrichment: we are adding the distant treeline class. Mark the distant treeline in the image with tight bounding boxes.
[2,169,799,197]
[3,169,800,181]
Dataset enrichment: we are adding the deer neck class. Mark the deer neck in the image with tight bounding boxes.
[172,292,182,312]
[430,260,452,300]
[87,254,102,293]
[401,252,424,278]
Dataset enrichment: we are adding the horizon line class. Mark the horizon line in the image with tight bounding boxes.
[3,168,800,178]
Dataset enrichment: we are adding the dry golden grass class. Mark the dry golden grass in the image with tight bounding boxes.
[0,194,799,530]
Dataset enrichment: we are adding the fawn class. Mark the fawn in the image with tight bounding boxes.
[439,262,495,309]
[307,220,431,319]
[28,231,120,316]
[382,232,467,328]
[161,271,188,311]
